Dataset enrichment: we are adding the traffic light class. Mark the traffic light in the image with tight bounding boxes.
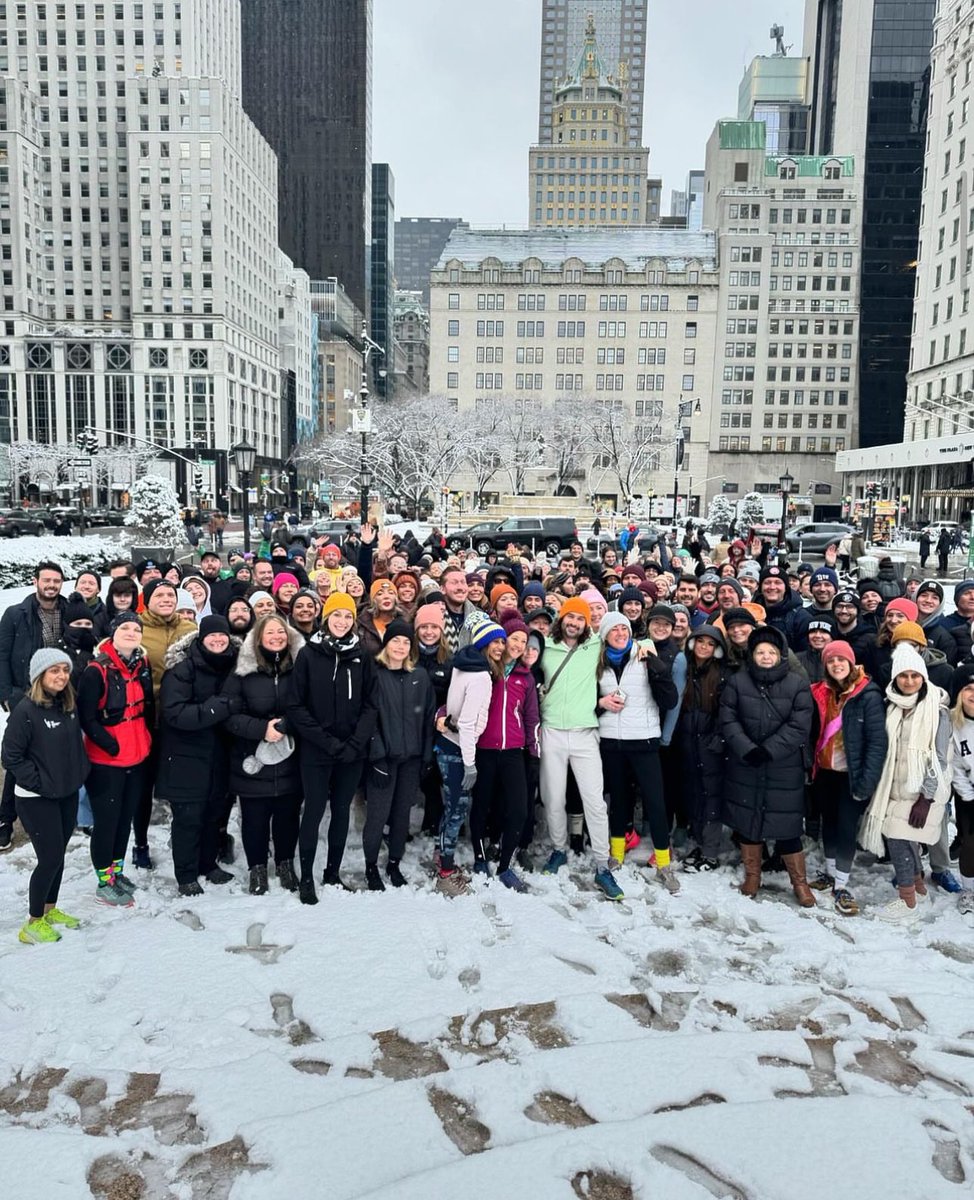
[865,481,881,500]
[78,428,99,454]
[193,469,204,493]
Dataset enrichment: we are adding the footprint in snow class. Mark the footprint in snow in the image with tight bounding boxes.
[225,922,292,965]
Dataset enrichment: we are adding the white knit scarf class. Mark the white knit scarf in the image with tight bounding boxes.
[860,685,945,856]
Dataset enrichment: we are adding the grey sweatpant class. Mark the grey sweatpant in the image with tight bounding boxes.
[539,726,610,869]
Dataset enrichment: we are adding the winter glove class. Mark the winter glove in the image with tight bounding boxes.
[908,796,933,829]
[743,746,771,766]
[461,766,478,793]
[340,743,361,763]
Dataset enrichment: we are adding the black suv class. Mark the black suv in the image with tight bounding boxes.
[0,508,51,537]
[447,516,578,557]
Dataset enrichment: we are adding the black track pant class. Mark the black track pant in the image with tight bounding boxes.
[88,762,146,870]
[18,793,77,918]
[660,742,683,832]
[601,738,668,851]
[363,758,422,865]
[0,770,18,827]
[813,769,860,875]
[956,797,974,880]
[420,760,443,834]
[241,794,302,868]
[169,792,227,885]
[471,748,528,873]
[298,758,362,879]
[131,741,159,848]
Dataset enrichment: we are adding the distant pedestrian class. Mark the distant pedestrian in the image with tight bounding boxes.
[918,528,931,569]
[937,528,952,575]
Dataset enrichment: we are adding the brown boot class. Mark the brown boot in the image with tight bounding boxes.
[782,852,816,908]
[739,842,762,897]
[914,873,927,898]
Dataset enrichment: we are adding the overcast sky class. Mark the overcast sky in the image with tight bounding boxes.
[373,0,805,226]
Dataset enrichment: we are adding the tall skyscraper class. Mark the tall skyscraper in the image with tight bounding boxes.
[0,0,284,499]
[738,53,810,155]
[394,219,469,306]
[804,0,935,447]
[538,0,648,148]
[371,164,395,400]
[529,14,650,228]
[240,0,373,316]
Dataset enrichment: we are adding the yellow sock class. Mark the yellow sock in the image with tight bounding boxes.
[656,847,671,868]
[609,837,627,865]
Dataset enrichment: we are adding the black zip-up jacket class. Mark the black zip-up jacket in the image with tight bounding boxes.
[223,624,304,798]
[416,645,453,707]
[0,593,69,707]
[369,662,435,766]
[287,629,378,763]
[155,632,240,802]
[1,694,89,797]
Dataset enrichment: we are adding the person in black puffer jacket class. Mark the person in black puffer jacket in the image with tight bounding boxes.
[676,630,728,870]
[720,624,814,906]
[222,614,304,895]
[288,592,378,901]
[156,616,240,895]
[413,602,453,836]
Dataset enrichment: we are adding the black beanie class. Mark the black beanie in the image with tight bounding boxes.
[619,586,645,607]
[382,618,415,647]
[199,614,231,640]
[143,578,176,606]
[951,661,974,704]
[64,591,94,626]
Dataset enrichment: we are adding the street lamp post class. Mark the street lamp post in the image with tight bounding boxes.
[779,469,794,548]
[232,439,256,555]
[672,398,701,523]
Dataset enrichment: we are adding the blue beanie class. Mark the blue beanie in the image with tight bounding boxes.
[520,581,546,604]
[954,579,974,602]
[810,567,838,590]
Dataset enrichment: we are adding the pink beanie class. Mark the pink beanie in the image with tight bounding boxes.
[271,572,299,594]
[414,602,444,631]
[886,597,919,622]
[579,587,605,607]
[821,639,855,666]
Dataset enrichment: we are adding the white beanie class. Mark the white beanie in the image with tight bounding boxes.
[29,647,73,684]
[598,611,631,641]
[174,588,196,612]
[891,643,928,683]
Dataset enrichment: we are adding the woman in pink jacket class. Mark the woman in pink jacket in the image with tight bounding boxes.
[470,614,540,891]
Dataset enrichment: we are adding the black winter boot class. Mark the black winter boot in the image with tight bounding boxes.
[365,863,386,892]
[276,860,298,892]
[386,860,407,888]
[249,865,268,895]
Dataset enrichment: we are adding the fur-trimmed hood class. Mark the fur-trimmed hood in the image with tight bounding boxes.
[235,622,304,677]
[164,629,244,669]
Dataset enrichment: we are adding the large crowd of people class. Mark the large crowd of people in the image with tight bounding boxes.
[1,521,973,947]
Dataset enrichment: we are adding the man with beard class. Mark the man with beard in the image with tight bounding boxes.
[759,564,810,650]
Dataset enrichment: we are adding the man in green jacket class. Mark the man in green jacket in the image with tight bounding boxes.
[540,597,623,899]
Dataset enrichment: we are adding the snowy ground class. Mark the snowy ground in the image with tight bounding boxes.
[1,810,973,1199]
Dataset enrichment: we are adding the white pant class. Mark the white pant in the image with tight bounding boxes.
[539,726,609,868]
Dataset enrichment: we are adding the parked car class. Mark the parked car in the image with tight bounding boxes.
[447,516,578,557]
[784,521,857,553]
[0,507,50,537]
[585,528,662,554]
[284,518,361,549]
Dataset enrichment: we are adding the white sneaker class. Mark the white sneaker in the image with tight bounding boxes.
[875,896,921,925]
[957,890,974,915]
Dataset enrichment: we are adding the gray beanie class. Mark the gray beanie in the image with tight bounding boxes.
[29,647,73,685]
[248,590,274,609]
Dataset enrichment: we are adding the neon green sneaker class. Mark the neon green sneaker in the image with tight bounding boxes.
[44,907,80,929]
[19,918,61,945]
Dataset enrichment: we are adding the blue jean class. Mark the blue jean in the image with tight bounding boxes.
[77,785,93,828]
[435,744,470,869]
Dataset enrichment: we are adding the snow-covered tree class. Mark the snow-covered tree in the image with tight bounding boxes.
[738,491,768,530]
[494,397,545,496]
[586,397,665,511]
[293,394,467,517]
[124,473,184,547]
[4,442,75,498]
[456,399,505,509]
[705,493,735,533]
[543,395,593,496]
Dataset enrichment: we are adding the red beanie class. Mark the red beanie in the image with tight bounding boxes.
[886,597,919,622]
[821,639,856,666]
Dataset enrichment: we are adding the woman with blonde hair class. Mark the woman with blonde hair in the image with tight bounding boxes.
[861,644,952,924]
[949,662,974,913]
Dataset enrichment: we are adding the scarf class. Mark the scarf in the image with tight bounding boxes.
[860,684,946,855]
[605,640,632,667]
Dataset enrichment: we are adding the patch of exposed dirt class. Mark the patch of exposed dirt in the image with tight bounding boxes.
[605,990,692,1031]
[655,1091,726,1114]
[427,1086,490,1155]
[524,1091,596,1128]
[374,1030,448,1080]
[570,1168,635,1199]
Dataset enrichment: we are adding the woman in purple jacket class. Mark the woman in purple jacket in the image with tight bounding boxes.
[470,615,540,891]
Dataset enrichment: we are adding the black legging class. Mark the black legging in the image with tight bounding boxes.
[363,758,422,865]
[471,748,528,873]
[88,762,147,871]
[298,758,362,879]
[660,742,683,833]
[955,794,974,881]
[241,794,302,868]
[739,835,802,854]
[420,760,443,834]
[601,738,668,851]
[131,740,159,849]
[813,768,860,875]
[18,793,77,918]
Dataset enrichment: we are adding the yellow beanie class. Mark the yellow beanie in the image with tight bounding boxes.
[322,592,357,617]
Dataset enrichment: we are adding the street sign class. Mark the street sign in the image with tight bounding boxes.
[75,467,91,483]
[71,457,91,467]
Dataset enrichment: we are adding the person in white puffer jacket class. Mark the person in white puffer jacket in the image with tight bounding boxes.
[596,612,678,891]
[950,661,974,914]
